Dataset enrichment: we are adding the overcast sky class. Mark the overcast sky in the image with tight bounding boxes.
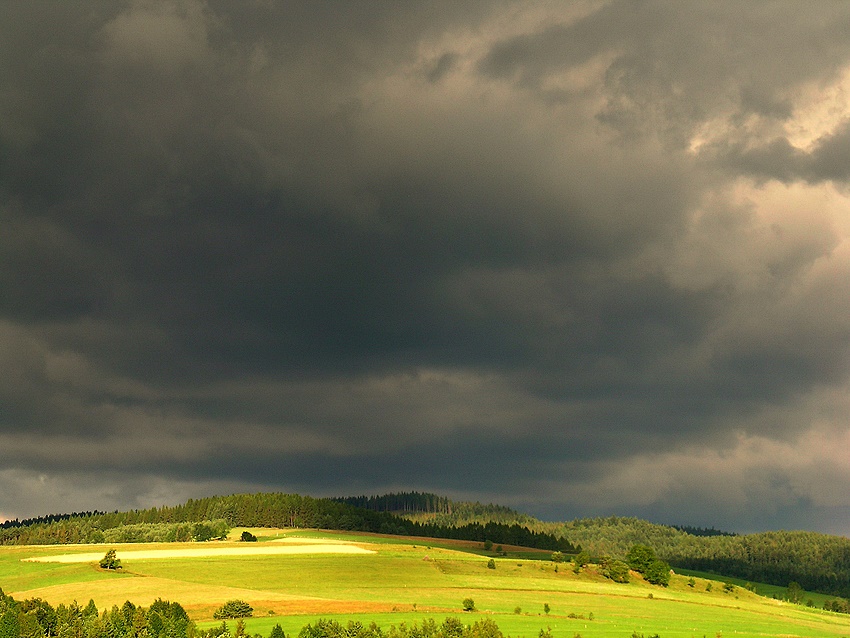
[2,1,850,535]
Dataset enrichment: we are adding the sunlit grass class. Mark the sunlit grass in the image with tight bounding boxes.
[2,531,849,638]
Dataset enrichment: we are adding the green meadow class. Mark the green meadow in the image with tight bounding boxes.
[2,529,848,638]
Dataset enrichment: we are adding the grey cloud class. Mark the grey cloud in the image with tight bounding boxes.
[480,2,850,146]
[1,1,850,533]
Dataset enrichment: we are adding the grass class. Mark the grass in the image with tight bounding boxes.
[2,531,849,638]
[674,567,836,608]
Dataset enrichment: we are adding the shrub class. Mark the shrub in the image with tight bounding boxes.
[601,558,630,583]
[644,559,671,586]
[240,531,258,542]
[462,598,476,612]
[442,617,465,638]
[626,545,656,573]
[467,618,504,638]
[99,549,121,570]
[213,600,253,619]
[487,559,496,569]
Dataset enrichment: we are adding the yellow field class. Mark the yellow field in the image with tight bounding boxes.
[23,543,374,563]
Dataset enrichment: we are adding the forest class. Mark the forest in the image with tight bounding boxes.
[0,494,574,553]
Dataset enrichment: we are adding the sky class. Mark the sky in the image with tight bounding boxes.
[2,1,850,535]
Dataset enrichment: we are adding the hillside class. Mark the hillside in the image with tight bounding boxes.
[2,528,850,638]
[555,516,850,597]
[339,492,850,597]
[4,491,850,598]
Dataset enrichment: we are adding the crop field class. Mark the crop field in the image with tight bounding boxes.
[2,529,849,638]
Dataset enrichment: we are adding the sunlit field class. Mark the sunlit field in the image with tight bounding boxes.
[2,529,849,638]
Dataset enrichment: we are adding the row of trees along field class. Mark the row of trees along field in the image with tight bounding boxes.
[0,588,529,638]
[0,520,230,546]
[0,590,191,638]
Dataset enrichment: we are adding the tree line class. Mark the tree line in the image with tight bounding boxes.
[0,494,575,554]
[0,520,230,546]
[0,590,191,638]
[334,493,538,527]
[0,588,527,638]
[557,517,850,597]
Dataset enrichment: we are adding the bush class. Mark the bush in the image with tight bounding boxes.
[573,550,591,572]
[462,598,476,612]
[626,545,656,573]
[601,558,630,583]
[99,549,121,570]
[193,521,229,542]
[240,531,258,542]
[213,600,253,619]
[644,559,671,587]
[487,559,496,569]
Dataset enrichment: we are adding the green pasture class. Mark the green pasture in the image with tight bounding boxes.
[2,531,848,638]
[674,567,836,608]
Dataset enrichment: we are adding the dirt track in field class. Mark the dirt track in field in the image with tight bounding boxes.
[23,544,375,563]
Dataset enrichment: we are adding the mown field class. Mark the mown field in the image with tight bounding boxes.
[2,528,849,638]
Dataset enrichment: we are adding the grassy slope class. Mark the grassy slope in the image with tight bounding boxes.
[1,529,847,638]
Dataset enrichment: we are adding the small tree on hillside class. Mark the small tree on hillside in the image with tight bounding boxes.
[573,550,591,570]
[626,545,656,573]
[601,557,630,583]
[462,598,476,612]
[213,600,253,619]
[643,559,671,586]
[99,549,121,570]
[786,581,804,604]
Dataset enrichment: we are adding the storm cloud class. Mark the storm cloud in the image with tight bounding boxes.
[2,0,850,535]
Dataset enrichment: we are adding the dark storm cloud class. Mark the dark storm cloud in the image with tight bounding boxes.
[2,0,850,533]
